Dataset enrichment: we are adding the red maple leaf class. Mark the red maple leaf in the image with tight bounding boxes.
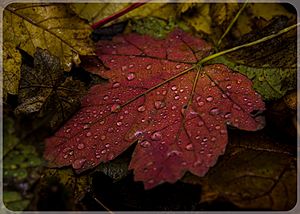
[44,29,265,189]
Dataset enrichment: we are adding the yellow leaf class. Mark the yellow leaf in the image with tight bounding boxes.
[70,3,177,25]
[176,2,195,14]
[3,42,22,100]
[4,3,94,71]
[183,4,212,34]
[234,3,295,37]
[211,3,239,26]
[251,3,294,21]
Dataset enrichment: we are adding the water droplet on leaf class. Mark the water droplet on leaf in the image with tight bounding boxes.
[138,105,146,112]
[151,131,162,141]
[111,104,121,112]
[206,96,213,102]
[112,82,120,88]
[185,144,194,151]
[72,158,86,169]
[77,143,85,150]
[140,140,151,148]
[127,73,135,81]
[210,107,219,115]
[154,100,165,109]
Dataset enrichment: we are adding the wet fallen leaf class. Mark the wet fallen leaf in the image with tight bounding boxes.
[45,29,265,189]
[3,3,94,71]
[182,131,296,210]
[15,48,85,130]
[3,42,22,101]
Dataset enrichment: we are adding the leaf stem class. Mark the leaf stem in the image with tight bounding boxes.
[91,0,151,29]
[217,0,249,47]
[199,23,299,65]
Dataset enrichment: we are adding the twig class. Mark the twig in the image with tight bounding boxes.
[91,193,114,214]
[217,0,249,47]
[199,23,299,65]
[91,0,151,29]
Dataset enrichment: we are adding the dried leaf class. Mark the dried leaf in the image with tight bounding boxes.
[182,132,296,210]
[45,29,265,189]
[3,42,22,100]
[284,90,297,110]
[37,168,91,203]
[4,3,94,71]
[15,48,85,130]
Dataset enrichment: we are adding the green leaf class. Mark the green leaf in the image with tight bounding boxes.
[3,116,42,211]
[4,143,42,181]
[3,117,19,156]
[128,17,176,39]
[3,191,30,211]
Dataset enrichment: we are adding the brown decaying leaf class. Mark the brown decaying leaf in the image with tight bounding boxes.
[182,131,296,210]
[15,48,85,130]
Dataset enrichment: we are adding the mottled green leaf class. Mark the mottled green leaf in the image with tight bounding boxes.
[3,117,19,156]
[208,55,295,100]
[128,17,176,39]
[4,143,42,181]
[3,191,30,211]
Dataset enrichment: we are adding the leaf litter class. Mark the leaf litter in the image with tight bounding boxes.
[45,29,266,189]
